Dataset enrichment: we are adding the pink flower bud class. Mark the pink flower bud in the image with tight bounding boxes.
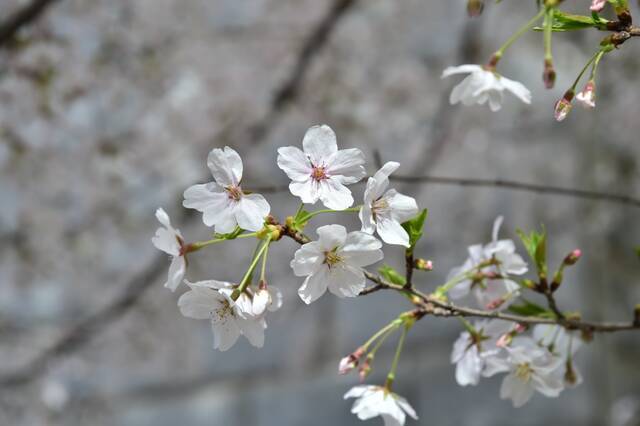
[496,333,512,348]
[563,249,582,265]
[486,297,505,310]
[338,347,365,375]
[358,358,372,382]
[576,81,596,109]
[554,91,574,122]
[415,258,433,271]
[514,323,527,333]
[590,0,606,12]
[543,60,556,89]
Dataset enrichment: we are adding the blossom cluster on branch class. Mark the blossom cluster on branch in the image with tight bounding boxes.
[444,0,640,121]
[152,124,639,425]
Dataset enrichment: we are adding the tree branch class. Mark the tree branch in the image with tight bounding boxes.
[0,0,61,47]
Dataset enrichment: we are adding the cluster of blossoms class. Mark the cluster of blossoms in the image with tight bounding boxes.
[444,0,639,121]
[153,124,598,425]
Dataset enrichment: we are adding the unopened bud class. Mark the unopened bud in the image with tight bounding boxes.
[467,0,484,17]
[543,59,556,89]
[257,224,281,241]
[414,258,433,271]
[359,357,372,382]
[521,279,537,290]
[554,90,574,122]
[564,360,578,385]
[496,332,513,348]
[563,249,582,266]
[338,347,365,375]
[576,81,596,109]
[515,323,527,333]
[590,0,606,12]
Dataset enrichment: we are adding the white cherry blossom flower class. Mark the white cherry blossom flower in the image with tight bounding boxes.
[344,385,418,426]
[291,224,383,304]
[447,216,527,310]
[359,161,419,247]
[451,319,511,386]
[183,146,270,233]
[483,337,564,407]
[533,324,584,387]
[277,124,366,210]
[442,65,531,111]
[151,208,187,292]
[178,280,267,351]
[250,285,283,317]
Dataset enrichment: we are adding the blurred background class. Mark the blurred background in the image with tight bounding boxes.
[0,0,639,425]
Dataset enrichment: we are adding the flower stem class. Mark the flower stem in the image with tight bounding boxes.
[363,319,402,351]
[543,7,554,61]
[434,271,470,296]
[492,8,546,62]
[259,239,271,282]
[189,232,257,251]
[588,50,606,81]
[385,323,410,390]
[570,50,602,91]
[232,237,271,300]
[299,206,361,223]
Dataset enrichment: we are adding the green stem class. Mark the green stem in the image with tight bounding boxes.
[544,7,554,61]
[363,319,402,351]
[259,239,271,282]
[435,271,471,296]
[458,317,478,336]
[299,206,361,223]
[190,232,257,251]
[588,50,606,81]
[232,238,271,300]
[385,324,409,390]
[493,8,546,60]
[570,50,601,91]
[367,326,396,359]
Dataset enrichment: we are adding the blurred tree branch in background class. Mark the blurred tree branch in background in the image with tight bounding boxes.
[0,0,61,47]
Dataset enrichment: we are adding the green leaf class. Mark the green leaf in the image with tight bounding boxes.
[292,208,312,231]
[533,11,608,32]
[379,265,406,286]
[508,299,554,318]
[516,226,547,276]
[214,226,244,240]
[401,209,428,251]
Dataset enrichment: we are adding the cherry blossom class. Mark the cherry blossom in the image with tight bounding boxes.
[359,161,419,247]
[441,65,531,111]
[277,124,366,210]
[290,224,383,304]
[576,81,596,109]
[250,285,283,317]
[533,324,584,387]
[178,280,267,351]
[183,146,270,233]
[151,208,187,292]
[344,385,418,426]
[483,337,564,407]
[451,319,511,386]
[448,216,528,310]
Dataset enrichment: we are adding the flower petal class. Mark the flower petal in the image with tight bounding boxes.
[500,374,535,407]
[341,231,383,266]
[385,189,419,223]
[501,76,532,104]
[302,124,338,165]
[318,178,354,210]
[376,216,411,247]
[277,146,312,182]
[212,317,241,351]
[316,224,348,251]
[165,256,186,292]
[441,64,483,78]
[182,182,233,228]
[326,148,366,184]
[235,193,270,231]
[239,317,266,348]
[298,267,329,304]
[326,264,365,298]
[289,179,319,204]
[178,286,219,319]
[291,241,324,276]
[207,146,243,187]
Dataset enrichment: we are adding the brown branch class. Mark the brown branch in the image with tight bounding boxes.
[0,0,358,389]
[0,0,61,47]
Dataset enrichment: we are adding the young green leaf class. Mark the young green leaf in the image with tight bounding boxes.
[401,209,428,251]
[516,226,547,277]
[379,265,407,286]
[508,299,554,318]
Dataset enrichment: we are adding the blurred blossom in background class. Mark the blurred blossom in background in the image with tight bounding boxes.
[0,0,638,425]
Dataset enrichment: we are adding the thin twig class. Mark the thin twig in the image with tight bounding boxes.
[0,0,359,388]
[0,0,61,47]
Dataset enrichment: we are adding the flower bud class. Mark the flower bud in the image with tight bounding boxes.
[564,360,578,385]
[414,258,433,271]
[486,297,506,310]
[576,81,596,108]
[543,59,556,89]
[563,249,582,266]
[496,332,513,348]
[590,0,606,12]
[514,323,527,333]
[339,347,365,375]
[467,0,484,17]
[554,90,574,122]
[359,357,372,382]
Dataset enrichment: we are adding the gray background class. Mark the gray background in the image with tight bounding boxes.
[0,0,638,425]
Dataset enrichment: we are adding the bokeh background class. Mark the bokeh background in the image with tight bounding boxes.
[0,0,639,425]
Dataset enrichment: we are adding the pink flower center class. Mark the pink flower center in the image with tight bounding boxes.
[226,185,243,201]
[311,165,328,182]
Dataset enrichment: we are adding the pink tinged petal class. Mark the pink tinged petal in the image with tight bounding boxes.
[441,64,483,78]
[289,179,319,204]
[318,178,354,210]
[359,205,376,234]
[298,267,330,304]
[341,231,384,266]
[385,189,418,223]
[177,286,220,319]
[326,264,366,298]
[500,374,535,408]
[325,148,366,184]
[291,241,324,276]
[239,317,266,348]
[165,256,186,292]
[212,317,241,351]
[501,77,532,104]
[206,146,243,187]
[276,146,312,182]
[302,124,338,165]
[316,224,348,251]
[376,217,411,247]
[235,193,270,231]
